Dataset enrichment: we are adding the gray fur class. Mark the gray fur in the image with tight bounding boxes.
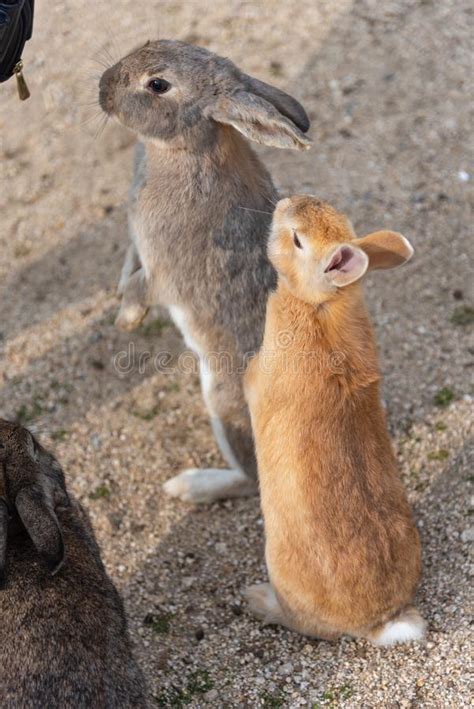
[0,420,149,708]
[242,75,311,132]
[99,40,311,498]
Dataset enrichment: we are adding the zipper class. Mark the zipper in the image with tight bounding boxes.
[14,59,30,100]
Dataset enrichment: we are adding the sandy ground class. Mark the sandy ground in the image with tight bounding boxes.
[1,0,473,706]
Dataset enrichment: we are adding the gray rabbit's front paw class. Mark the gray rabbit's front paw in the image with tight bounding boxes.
[116,278,127,297]
[115,266,150,332]
[117,243,142,297]
[115,303,149,332]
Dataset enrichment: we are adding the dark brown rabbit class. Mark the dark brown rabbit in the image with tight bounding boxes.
[0,420,149,708]
[99,40,311,503]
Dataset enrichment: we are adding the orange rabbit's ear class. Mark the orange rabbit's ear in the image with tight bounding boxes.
[355,231,414,271]
[323,244,368,287]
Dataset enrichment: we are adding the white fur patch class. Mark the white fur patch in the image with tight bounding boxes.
[168,305,216,415]
[200,358,214,410]
[400,234,415,261]
[166,305,257,502]
[211,417,243,472]
[374,615,426,646]
[245,583,282,624]
[168,305,202,355]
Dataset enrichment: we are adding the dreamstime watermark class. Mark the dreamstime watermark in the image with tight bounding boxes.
[112,329,346,378]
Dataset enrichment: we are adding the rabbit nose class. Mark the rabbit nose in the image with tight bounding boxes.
[99,66,118,113]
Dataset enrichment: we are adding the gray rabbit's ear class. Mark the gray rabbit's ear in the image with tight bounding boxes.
[0,500,8,586]
[15,486,64,575]
[243,75,310,133]
[205,91,312,151]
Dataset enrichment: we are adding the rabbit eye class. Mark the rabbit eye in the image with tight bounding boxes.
[147,78,171,94]
[293,231,303,249]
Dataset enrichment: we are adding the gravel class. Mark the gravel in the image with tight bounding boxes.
[1,0,473,706]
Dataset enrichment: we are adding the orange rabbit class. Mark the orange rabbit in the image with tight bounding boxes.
[244,196,425,646]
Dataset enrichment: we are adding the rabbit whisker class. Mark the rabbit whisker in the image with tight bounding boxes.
[238,206,273,216]
[107,31,124,65]
[99,44,115,65]
[27,423,51,436]
[91,56,112,70]
[79,110,104,127]
[93,113,109,140]
[264,195,278,207]
[78,99,102,108]
[78,74,103,88]
[90,40,116,69]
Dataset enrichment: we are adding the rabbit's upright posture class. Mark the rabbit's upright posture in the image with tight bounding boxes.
[0,420,148,708]
[99,40,311,503]
[244,197,425,646]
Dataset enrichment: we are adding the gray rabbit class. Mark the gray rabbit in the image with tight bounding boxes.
[99,40,311,503]
[0,420,149,708]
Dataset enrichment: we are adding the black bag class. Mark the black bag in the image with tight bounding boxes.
[0,0,34,99]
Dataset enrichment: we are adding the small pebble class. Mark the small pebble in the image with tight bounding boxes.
[460,528,474,543]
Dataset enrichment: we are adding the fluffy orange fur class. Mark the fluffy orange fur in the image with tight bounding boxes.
[244,196,423,642]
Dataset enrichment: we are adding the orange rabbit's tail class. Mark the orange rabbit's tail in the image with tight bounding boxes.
[367,606,427,647]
